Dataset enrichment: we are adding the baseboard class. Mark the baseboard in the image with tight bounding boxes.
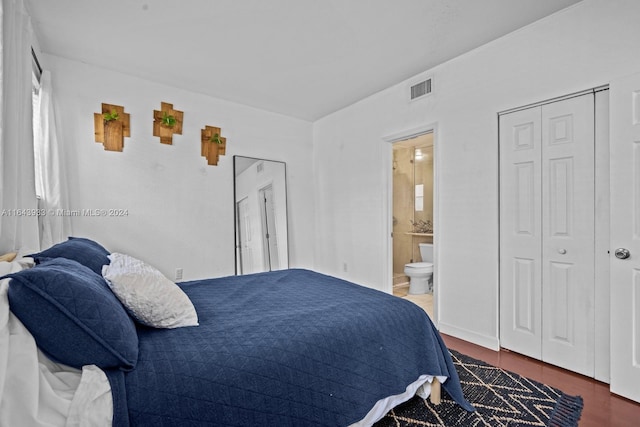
[438,321,500,351]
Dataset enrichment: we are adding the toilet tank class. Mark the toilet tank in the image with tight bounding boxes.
[418,243,434,263]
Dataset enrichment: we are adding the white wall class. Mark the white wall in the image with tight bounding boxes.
[44,55,315,281]
[312,0,640,348]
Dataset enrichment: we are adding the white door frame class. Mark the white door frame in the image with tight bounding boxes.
[382,122,440,324]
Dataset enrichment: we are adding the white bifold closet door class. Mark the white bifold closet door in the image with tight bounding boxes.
[500,93,595,377]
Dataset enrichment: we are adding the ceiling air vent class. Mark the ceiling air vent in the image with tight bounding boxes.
[410,78,432,100]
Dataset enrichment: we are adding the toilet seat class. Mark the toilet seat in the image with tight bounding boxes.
[404,262,433,273]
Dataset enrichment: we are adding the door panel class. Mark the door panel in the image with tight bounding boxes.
[541,94,595,376]
[237,197,255,274]
[548,157,572,236]
[500,107,542,359]
[548,261,572,343]
[610,72,640,402]
[514,257,535,333]
[515,162,536,234]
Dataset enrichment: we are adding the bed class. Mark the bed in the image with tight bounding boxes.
[1,238,473,426]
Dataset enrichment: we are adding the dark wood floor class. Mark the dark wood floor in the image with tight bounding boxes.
[442,334,640,427]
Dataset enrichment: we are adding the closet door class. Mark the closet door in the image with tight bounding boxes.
[541,95,595,377]
[500,94,595,376]
[499,107,543,360]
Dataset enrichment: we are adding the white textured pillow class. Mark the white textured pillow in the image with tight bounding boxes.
[102,253,198,328]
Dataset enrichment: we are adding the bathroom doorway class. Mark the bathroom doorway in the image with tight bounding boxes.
[391,132,434,319]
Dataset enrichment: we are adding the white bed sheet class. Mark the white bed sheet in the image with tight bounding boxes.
[0,260,113,427]
[350,374,448,426]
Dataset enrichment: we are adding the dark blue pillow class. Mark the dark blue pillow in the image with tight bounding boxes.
[5,258,138,370]
[29,237,110,275]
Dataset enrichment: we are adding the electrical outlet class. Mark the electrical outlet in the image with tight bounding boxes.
[175,268,183,281]
[343,262,348,272]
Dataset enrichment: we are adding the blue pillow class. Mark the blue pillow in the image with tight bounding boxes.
[5,258,138,370]
[29,236,110,275]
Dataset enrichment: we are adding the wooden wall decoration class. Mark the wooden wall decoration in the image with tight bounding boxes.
[94,103,130,151]
[201,126,227,165]
[153,102,183,145]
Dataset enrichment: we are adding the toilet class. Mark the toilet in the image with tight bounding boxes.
[403,243,433,294]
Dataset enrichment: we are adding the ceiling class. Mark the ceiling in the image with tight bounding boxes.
[25,0,581,122]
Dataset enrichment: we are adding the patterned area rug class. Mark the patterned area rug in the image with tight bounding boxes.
[374,350,583,427]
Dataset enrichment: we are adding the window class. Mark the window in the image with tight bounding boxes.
[31,49,43,201]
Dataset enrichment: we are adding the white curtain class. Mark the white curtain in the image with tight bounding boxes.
[0,0,40,254]
[33,70,71,249]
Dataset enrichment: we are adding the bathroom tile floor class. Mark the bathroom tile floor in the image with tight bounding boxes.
[393,283,434,320]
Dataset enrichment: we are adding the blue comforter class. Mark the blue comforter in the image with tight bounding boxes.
[106,269,473,426]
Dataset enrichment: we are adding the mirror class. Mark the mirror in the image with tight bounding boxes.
[233,156,289,274]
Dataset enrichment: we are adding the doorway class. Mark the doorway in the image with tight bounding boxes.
[388,131,435,320]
